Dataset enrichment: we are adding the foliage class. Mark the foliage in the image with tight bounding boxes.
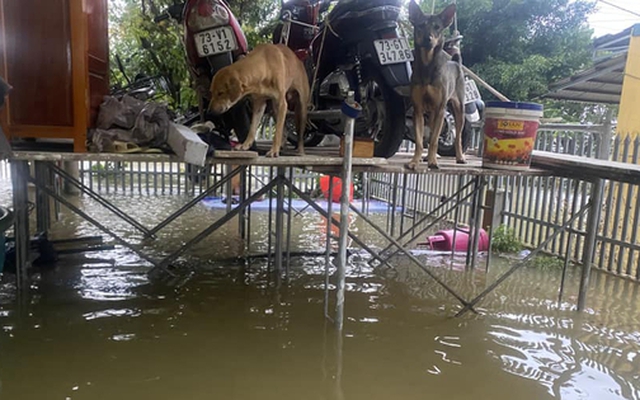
[491,225,522,253]
[525,255,565,270]
[110,0,601,122]
[109,0,194,111]
[109,0,280,113]
[418,0,597,121]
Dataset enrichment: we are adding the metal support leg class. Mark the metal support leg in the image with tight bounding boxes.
[28,176,167,273]
[349,204,477,313]
[469,176,486,269]
[49,163,153,237]
[466,177,481,267]
[325,175,335,319]
[34,161,51,234]
[336,94,358,331]
[225,164,233,214]
[11,160,31,290]
[275,167,286,272]
[145,166,245,238]
[578,179,604,311]
[375,187,478,266]
[238,166,247,240]
[456,200,593,317]
[154,181,277,272]
[451,175,464,260]
[286,167,294,274]
[291,184,384,268]
[267,167,274,270]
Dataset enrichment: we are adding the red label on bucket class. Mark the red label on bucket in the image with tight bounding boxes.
[483,118,539,169]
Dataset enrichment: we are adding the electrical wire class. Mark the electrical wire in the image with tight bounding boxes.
[597,0,640,18]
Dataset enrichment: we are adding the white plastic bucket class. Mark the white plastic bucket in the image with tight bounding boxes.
[482,101,544,170]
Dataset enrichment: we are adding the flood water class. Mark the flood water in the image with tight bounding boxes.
[1,179,640,399]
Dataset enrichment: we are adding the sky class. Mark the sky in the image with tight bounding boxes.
[588,0,640,38]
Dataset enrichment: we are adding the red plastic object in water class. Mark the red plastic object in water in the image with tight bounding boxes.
[428,228,489,252]
[319,175,354,204]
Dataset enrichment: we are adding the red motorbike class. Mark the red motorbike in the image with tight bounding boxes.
[155,0,252,142]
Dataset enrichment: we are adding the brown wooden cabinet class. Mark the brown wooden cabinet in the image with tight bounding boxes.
[0,0,109,152]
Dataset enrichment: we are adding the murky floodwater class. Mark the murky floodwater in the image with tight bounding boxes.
[1,179,640,399]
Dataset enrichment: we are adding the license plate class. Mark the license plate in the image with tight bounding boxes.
[464,79,481,104]
[195,26,238,58]
[374,38,414,65]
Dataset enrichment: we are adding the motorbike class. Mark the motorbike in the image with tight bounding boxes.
[274,0,484,158]
[274,0,413,158]
[154,0,252,143]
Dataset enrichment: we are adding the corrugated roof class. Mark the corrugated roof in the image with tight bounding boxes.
[544,52,627,104]
[543,24,639,105]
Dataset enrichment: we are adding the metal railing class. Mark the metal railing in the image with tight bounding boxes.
[372,123,640,281]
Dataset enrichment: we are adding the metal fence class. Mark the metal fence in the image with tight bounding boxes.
[372,124,640,281]
[75,161,319,196]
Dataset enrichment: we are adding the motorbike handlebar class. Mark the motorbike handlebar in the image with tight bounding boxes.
[154,13,171,23]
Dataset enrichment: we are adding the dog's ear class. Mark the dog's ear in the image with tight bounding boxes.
[408,0,426,25]
[438,4,456,29]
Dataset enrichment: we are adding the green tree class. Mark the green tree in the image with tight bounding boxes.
[419,0,597,120]
[109,0,279,112]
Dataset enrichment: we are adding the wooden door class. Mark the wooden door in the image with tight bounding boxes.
[86,0,109,128]
[0,0,96,152]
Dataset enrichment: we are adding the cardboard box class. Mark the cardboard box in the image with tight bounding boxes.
[339,137,375,158]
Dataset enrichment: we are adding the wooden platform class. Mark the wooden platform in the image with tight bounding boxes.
[532,151,640,184]
[9,148,553,177]
[15,140,640,181]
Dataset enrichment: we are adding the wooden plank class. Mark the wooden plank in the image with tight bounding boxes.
[531,151,640,184]
[213,150,259,159]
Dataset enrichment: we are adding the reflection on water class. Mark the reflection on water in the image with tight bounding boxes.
[0,180,639,399]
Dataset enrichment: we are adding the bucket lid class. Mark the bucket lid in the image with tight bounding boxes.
[485,101,543,111]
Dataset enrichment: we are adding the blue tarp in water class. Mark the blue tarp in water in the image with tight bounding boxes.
[201,197,401,213]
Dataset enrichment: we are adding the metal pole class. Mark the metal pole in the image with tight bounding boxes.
[451,175,463,260]
[290,184,383,268]
[267,167,274,270]
[286,167,294,274]
[400,173,408,235]
[50,163,154,237]
[466,177,480,267]
[349,204,476,312]
[559,180,582,304]
[145,165,245,238]
[28,176,167,272]
[11,160,31,291]
[390,173,399,237]
[34,161,51,234]
[154,182,276,272]
[375,179,476,260]
[275,167,286,272]
[336,92,360,331]
[325,174,335,319]
[456,200,593,317]
[375,185,478,266]
[577,178,604,311]
[239,166,247,240]
[470,176,486,269]
[225,164,233,214]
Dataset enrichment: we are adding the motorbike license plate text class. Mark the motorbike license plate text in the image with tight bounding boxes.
[374,38,414,65]
[195,27,238,58]
[464,79,481,105]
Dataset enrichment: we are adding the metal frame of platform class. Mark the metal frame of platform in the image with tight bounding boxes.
[9,114,640,323]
